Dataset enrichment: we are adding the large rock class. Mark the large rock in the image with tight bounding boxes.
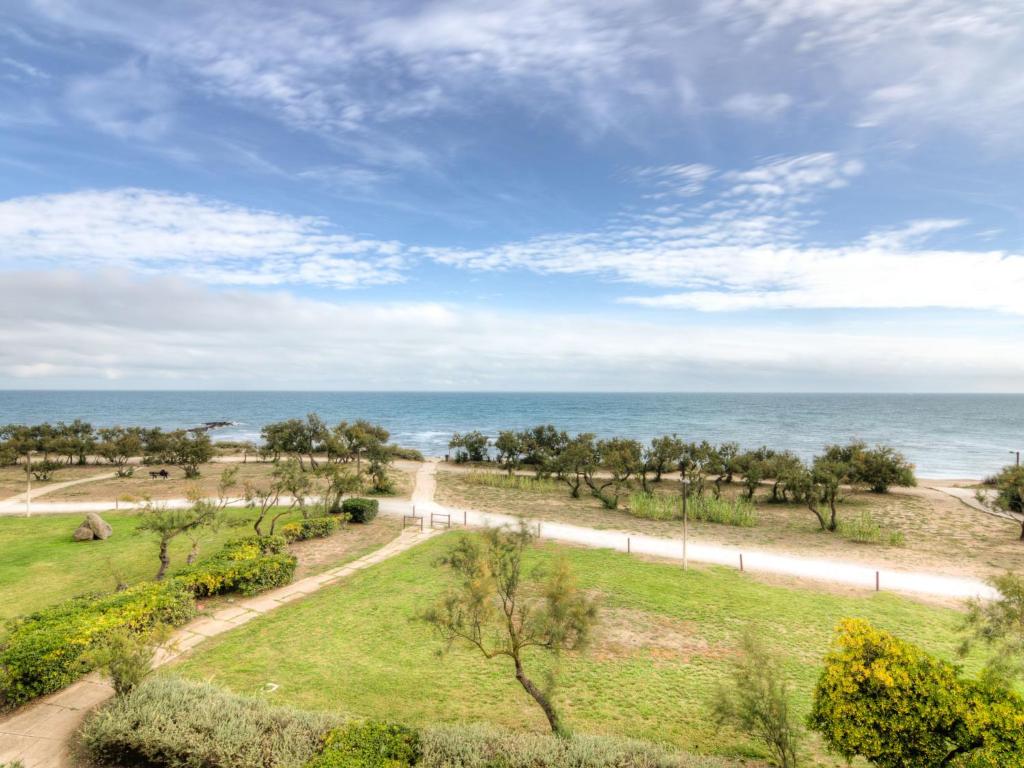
[86,512,113,540]
[72,512,113,541]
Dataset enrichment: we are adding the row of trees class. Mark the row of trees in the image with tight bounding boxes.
[260,414,394,492]
[452,426,917,531]
[0,422,215,478]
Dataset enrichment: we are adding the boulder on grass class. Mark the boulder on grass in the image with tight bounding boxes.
[72,512,113,541]
[86,512,113,540]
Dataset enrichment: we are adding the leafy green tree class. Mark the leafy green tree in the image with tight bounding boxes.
[767,451,803,502]
[449,431,489,463]
[549,433,597,498]
[494,430,526,476]
[809,456,851,531]
[96,426,144,467]
[54,419,95,465]
[976,465,1024,540]
[423,525,597,736]
[331,419,390,473]
[715,630,801,768]
[260,414,328,469]
[810,618,1024,768]
[315,461,364,514]
[678,441,717,497]
[585,438,642,509]
[521,425,569,476]
[147,430,214,478]
[961,571,1024,681]
[646,434,686,483]
[853,444,916,493]
[138,469,237,579]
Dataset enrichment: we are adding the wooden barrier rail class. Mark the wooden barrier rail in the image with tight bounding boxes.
[402,514,423,531]
[430,512,451,529]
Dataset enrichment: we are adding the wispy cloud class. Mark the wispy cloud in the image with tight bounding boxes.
[426,152,1024,313]
[721,92,792,120]
[0,189,406,288]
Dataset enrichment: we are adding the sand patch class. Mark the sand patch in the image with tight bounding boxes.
[589,607,730,663]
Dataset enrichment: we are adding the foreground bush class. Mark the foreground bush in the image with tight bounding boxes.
[342,498,378,523]
[809,618,1024,767]
[282,516,341,542]
[173,536,297,597]
[308,721,421,767]
[0,582,194,708]
[82,677,337,768]
[419,724,730,767]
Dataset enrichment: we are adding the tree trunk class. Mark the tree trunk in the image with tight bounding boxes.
[514,657,563,736]
[187,539,200,565]
[807,500,827,530]
[155,539,171,580]
[828,498,838,531]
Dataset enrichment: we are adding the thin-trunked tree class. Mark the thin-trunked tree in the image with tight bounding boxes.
[423,525,597,736]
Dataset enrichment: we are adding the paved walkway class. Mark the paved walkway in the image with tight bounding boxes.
[0,526,440,767]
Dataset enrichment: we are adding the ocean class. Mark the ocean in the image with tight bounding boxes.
[0,391,1021,479]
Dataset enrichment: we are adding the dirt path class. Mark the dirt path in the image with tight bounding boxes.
[0,471,116,508]
[0,526,440,768]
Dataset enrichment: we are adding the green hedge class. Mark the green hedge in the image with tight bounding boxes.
[0,582,195,709]
[173,536,297,597]
[307,721,421,768]
[81,677,337,768]
[341,498,378,523]
[282,517,340,542]
[0,535,295,710]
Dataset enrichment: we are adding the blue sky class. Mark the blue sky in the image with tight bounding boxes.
[1,0,1023,391]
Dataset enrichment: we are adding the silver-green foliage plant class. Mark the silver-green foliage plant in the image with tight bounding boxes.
[81,677,338,768]
[714,631,801,768]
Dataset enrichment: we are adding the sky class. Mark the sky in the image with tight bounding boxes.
[1,0,1023,391]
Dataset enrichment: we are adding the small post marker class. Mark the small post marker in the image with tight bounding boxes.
[875,571,880,592]
[739,553,744,572]
[463,509,467,526]
[537,521,542,537]
[627,537,631,554]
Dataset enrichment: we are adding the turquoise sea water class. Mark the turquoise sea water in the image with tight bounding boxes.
[1,391,1022,478]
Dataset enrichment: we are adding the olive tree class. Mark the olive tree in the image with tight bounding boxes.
[423,525,597,735]
[549,433,596,498]
[449,431,489,463]
[138,468,238,579]
[961,571,1024,681]
[976,465,1024,541]
[585,438,642,510]
[494,430,526,476]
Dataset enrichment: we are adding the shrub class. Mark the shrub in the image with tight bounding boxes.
[308,721,421,768]
[836,511,904,546]
[0,581,194,708]
[27,459,61,481]
[84,625,171,697]
[342,498,378,524]
[81,677,337,768]
[809,618,1024,768]
[388,445,424,461]
[419,723,727,767]
[689,495,757,527]
[173,538,296,597]
[283,517,340,542]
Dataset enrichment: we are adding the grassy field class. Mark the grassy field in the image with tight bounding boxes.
[174,531,987,765]
[435,468,1024,578]
[0,508,400,624]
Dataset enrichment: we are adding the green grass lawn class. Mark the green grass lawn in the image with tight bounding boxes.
[0,507,306,624]
[174,532,987,765]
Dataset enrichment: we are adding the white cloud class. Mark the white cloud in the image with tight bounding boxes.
[633,164,716,197]
[1,272,1021,391]
[0,189,406,288]
[428,152,1024,313]
[721,92,792,120]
